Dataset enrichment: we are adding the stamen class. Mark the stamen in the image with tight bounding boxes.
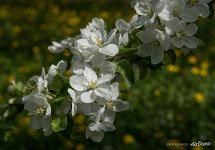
[88,81,97,89]
[105,101,114,110]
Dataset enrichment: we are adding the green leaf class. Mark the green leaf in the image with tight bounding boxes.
[15,82,24,92]
[119,34,140,54]
[49,75,64,93]
[165,50,177,65]
[134,61,148,80]
[208,1,214,20]
[51,114,67,132]
[117,60,135,91]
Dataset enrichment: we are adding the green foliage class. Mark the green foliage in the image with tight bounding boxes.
[51,114,68,132]
[0,0,215,150]
[117,60,135,91]
[208,1,215,20]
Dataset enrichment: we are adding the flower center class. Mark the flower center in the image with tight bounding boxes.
[153,40,160,48]
[177,31,187,38]
[105,101,114,110]
[95,37,103,47]
[88,81,97,89]
[189,0,198,6]
[34,107,45,115]
[173,7,181,17]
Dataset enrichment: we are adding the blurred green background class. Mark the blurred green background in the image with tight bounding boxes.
[0,0,215,150]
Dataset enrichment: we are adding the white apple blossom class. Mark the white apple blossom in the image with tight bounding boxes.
[97,82,130,112]
[37,68,48,92]
[137,27,171,64]
[37,60,67,92]
[57,88,81,117]
[85,107,116,142]
[70,67,113,103]
[76,18,119,59]
[185,0,212,18]
[171,23,199,48]
[22,93,52,136]
[159,0,186,21]
[134,0,165,25]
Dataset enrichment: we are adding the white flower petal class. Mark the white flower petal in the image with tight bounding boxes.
[68,88,76,100]
[97,74,113,85]
[56,60,67,74]
[42,115,51,131]
[103,109,116,123]
[71,103,77,117]
[100,61,116,76]
[113,99,130,112]
[171,37,183,48]
[30,116,43,129]
[70,75,88,91]
[115,19,131,33]
[184,23,198,36]
[182,36,199,48]
[102,122,116,132]
[58,100,71,114]
[136,30,156,43]
[85,127,104,142]
[91,53,106,68]
[83,67,98,82]
[151,47,164,64]
[99,44,119,56]
[197,2,210,17]
[81,90,96,103]
[110,82,119,100]
[137,44,152,57]
[180,7,199,22]
[94,85,110,98]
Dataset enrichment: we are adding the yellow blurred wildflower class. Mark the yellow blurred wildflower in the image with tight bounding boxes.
[64,51,71,57]
[167,65,180,73]
[201,61,209,69]
[18,117,30,127]
[64,139,74,149]
[0,8,8,17]
[62,27,73,35]
[192,146,203,150]
[191,67,200,75]
[65,69,72,77]
[175,50,181,57]
[32,46,40,53]
[28,128,38,137]
[123,134,135,144]
[12,25,22,34]
[67,17,81,26]
[18,66,30,73]
[100,11,109,19]
[194,92,205,103]
[12,127,19,135]
[51,5,60,16]
[12,41,19,48]
[74,114,85,125]
[75,143,85,150]
[187,55,198,64]
[6,75,15,82]
[154,89,161,97]
[77,124,86,133]
[199,69,208,77]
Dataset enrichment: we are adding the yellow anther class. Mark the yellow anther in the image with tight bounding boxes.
[105,101,114,110]
[88,81,97,89]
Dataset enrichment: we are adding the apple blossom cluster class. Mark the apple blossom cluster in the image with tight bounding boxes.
[21,0,212,142]
[130,0,212,64]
